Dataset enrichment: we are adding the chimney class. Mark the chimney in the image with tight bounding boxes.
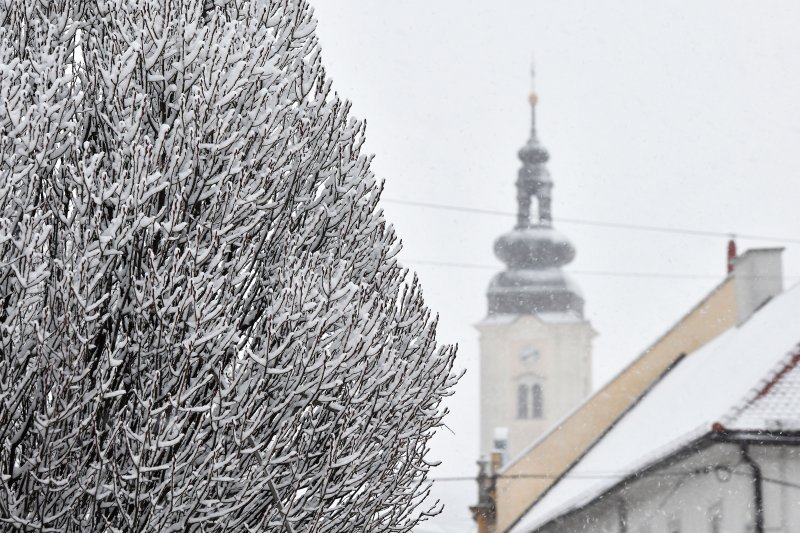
[733,248,784,326]
[492,427,509,467]
[727,239,737,274]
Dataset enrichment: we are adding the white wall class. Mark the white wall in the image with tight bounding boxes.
[755,444,800,531]
[478,315,593,459]
[533,441,800,533]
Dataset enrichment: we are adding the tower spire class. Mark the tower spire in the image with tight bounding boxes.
[486,66,583,317]
[516,59,552,229]
[528,60,538,138]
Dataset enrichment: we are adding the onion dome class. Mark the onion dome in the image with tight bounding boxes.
[487,66,584,317]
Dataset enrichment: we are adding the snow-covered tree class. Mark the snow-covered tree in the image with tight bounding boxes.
[0,0,458,530]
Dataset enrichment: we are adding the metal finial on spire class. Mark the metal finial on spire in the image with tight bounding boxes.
[528,58,538,108]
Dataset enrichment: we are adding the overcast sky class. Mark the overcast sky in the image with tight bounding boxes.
[310,1,800,529]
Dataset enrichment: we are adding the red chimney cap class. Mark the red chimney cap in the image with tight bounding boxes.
[727,238,737,274]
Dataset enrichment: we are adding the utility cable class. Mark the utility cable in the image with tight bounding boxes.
[430,471,800,491]
[383,198,800,245]
[402,259,796,281]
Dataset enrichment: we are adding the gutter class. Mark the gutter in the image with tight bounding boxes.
[738,444,764,533]
[710,427,800,533]
[714,430,800,446]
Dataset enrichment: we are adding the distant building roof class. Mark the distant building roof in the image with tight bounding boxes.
[511,281,800,532]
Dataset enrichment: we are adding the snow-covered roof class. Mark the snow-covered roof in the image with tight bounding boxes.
[537,310,584,324]
[476,310,584,328]
[511,281,800,533]
[724,350,800,432]
[477,314,520,326]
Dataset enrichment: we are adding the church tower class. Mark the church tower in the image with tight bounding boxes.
[478,68,594,459]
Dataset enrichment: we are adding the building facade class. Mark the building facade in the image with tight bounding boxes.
[534,436,800,533]
[510,249,799,533]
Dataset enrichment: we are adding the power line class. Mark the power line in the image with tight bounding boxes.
[383,198,800,245]
[430,471,800,491]
[429,472,645,482]
[402,259,797,281]
[405,259,716,278]
[759,474,800,491]
[430,471,690,483]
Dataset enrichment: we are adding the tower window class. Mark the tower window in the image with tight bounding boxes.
[517,384,529,418]
[532,383,544,418]
[517,382,544,419]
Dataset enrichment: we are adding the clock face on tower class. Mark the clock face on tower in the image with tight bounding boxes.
[520,346,540,367]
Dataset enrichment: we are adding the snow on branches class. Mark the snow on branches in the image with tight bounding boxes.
[0,0,458,530]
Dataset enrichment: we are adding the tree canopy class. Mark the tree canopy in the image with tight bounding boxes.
[0,0,458,530]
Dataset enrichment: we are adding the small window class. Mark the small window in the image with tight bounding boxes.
[517,384,529,418]
[532,383,544,418]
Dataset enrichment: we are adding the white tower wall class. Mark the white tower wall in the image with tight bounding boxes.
[478,315,594,459]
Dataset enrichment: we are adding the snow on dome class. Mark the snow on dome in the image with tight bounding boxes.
[494,227,576,270]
